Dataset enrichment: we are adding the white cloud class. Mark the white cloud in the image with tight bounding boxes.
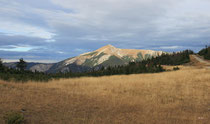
[78,35,109,41]
[0,45,40,52]
[0,1,56,42]
[57,51,65,54]
[0,21,55,41]
[74,48,85,52]
[160,46,182,49]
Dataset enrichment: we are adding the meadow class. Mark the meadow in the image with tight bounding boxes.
[0,65,210,124]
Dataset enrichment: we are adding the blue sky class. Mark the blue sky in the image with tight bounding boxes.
[0,0,210,63]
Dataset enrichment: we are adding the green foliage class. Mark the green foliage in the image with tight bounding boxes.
[122,56,134,63]
[0,58,4,70]
[152,50,193,65]
[4,112,25,124]
[0,60,52,82]
[82,52,106,67]
[136,53,144,61]
[144,54,152,60]
[101,55,125,67]
[198,46,210,60]
[82,58,97,67]
[16,58,27,71]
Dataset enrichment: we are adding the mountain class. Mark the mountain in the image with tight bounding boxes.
[47,45,165,73]
[4,45,166,73]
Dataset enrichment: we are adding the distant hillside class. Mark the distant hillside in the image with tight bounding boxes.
[4,62,53,72]
[4,45,166,73]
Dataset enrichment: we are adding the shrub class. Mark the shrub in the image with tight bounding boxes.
[4,112,25,124]
[173,67,180,71]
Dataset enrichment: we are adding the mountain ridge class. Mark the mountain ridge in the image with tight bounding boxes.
[4,45,166,73]
[47,45,166,73]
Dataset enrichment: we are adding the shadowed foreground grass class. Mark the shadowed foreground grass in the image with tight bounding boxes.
[0,66,210,124]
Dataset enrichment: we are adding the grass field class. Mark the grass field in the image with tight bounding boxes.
[0,65,210,124]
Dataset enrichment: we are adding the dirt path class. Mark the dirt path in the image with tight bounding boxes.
[191,55,210,69]
[191,55,210,65]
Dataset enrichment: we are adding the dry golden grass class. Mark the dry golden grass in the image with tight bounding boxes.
[0,66,210,124]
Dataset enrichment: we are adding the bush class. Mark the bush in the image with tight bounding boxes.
[173,67,180,71]
[4,112,25,124]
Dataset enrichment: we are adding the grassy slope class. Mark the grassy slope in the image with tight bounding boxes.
[0,66,210,124]
[101,55,125,67]
[82,52,106,67]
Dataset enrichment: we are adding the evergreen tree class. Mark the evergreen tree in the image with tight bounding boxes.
[204,47,210,59]
[0,58,4,71]
[0,58,2,66]
[16,58,27,71]
[198,45,210,60]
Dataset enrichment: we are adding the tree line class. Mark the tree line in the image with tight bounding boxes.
[59,50,193,78]
[0,58,51,82]
[198,45,210,60]
[0,50,193,82]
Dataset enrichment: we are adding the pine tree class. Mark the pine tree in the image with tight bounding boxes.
[204,47,210,59]
[0,58,2,66]
[17,58,27,71]
[0,58,4,71]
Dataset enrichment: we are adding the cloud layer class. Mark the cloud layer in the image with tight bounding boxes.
[0,0,210,62]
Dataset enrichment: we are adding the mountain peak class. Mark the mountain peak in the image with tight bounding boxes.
[102,44,115,49]
[96,44,117,52]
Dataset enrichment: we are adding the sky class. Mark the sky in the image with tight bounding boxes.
[0,0,210,63]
